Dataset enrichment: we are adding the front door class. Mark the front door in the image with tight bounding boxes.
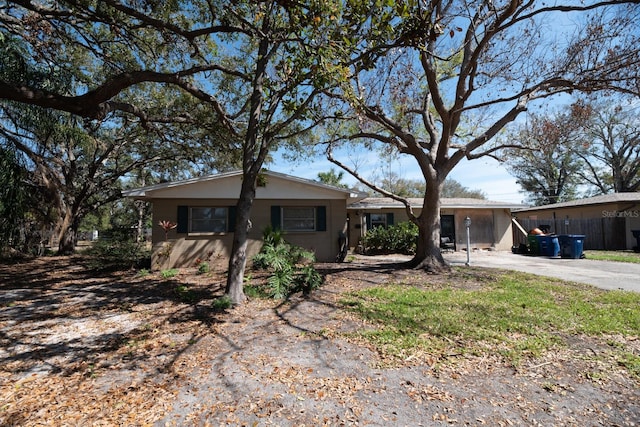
[441,215,455,241]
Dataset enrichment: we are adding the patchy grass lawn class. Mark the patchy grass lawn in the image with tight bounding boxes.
[584,250,640,263]
[341,268,640,373]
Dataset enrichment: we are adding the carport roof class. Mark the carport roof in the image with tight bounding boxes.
[347,197,527,210]
[512,193,640,212]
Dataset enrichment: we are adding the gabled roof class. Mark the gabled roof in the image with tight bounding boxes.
[513,193,640,212]
[347,197,528,210]
[123,170,366,201]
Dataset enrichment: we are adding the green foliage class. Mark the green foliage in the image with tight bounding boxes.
[362,221,418,255]
[442,179,486,199]
[295,264,323,295]
[618,352,640,380]
[243,273,269,299]
[0,146,29,251]
[211,295,232,311]
[244,284,269,299]
[174,284,195,302]
[84,237,150,271]
[317,168,348,188]
[197,262,210,274]
[583,251,640,264]
[261,225,285,247]
[252,227,323,299]
[161,269,178,278]
[341,270,640,369]
[502,106,587,205]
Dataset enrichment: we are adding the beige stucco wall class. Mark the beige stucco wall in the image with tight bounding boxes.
[348,207,514,252]
[492,209,515,251]
[152,198,348,269]
[449,209,513,251]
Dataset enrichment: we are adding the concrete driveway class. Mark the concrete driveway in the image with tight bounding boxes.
[444,250,640,293]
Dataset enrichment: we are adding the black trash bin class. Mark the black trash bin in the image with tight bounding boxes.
[558,235,585,259]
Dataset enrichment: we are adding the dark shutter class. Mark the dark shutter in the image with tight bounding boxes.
[365,213,371,230]
[386,213,394,227]
[271,205,281,230]
[316,206,327,231]
[228,206,237,232]
[177,205,188,233]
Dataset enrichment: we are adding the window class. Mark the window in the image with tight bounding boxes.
[190,207,227,233]
[282,207,316,231]
[369,213,387,228]
[365,212,394,230]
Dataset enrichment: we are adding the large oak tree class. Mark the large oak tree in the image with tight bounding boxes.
[0,33,238,254]
[578,100,640,194]
[0,1,355,303]
[325,0,640,271]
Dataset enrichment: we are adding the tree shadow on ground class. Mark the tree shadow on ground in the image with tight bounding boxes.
[0,255,228,379]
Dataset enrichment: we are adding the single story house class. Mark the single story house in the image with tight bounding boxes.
[347,197,528,252]
[124,171,529,268]
[511,193,640,250]
[123,170,363,269]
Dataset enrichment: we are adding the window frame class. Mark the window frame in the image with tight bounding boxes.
[189,206,229,234]
[369,213,388,228]
[281,206,317,232]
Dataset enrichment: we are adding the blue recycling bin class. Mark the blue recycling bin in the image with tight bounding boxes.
[536,235,560,257]
[558,235,585,259]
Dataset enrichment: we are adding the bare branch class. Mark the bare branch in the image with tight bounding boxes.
[326,144,416,222]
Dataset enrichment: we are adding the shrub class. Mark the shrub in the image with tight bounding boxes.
[174,284,194,301]
[197,262,210,274]
[161,268,178,278]
[84,237,150,270]
[252,227,323,299]
[362,221,418,255]
[211,295,232,311]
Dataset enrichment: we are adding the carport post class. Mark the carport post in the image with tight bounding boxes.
[464,216,471,266]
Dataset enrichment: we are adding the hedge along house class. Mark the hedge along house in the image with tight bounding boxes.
[347,197,528,252]
[124,170,364,269]
[511,193,640,251]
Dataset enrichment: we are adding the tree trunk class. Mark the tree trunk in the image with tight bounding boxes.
[225,170,258,305]
[407,181,450,273]
[57,211,79,255]
[135,200,145,243]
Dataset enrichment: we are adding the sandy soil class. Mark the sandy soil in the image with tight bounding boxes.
[0,255,638,426]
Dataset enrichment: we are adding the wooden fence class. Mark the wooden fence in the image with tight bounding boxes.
[512,217,627,250]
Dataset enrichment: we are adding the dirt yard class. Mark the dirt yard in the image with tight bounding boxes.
[0,255,638,426]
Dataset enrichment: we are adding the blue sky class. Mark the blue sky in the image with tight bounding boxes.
[269,149,525,204]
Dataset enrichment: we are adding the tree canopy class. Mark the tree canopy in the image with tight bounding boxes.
[317,168,349,188]
[323,0,640,271]
[0,31,241,254]
[502,104,588,206]
[578,99,640,194]
[1,0,639,288]
[503,99,640,204]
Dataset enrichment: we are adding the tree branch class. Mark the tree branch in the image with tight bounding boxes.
[326,144,416,222]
